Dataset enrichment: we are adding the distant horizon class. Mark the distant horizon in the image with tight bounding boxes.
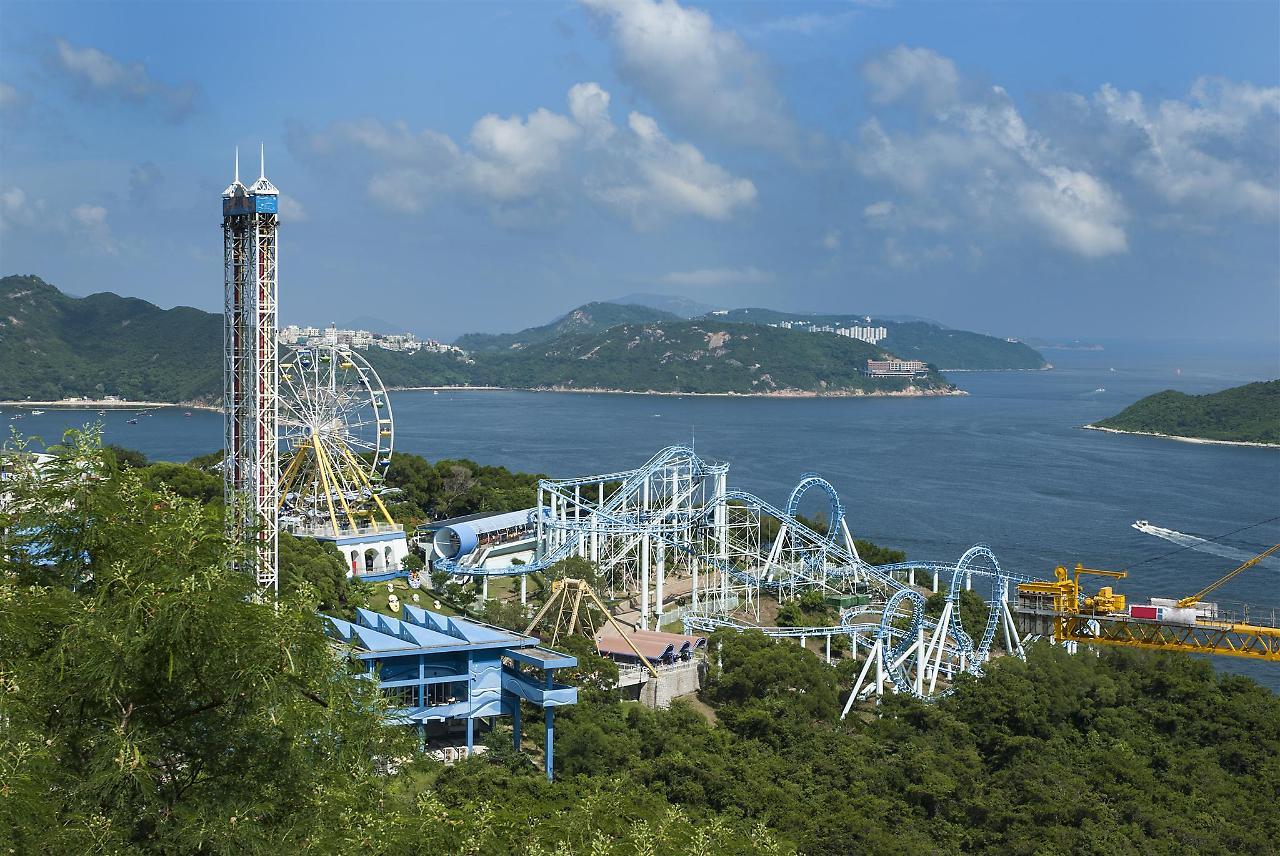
[16,270,1280,352]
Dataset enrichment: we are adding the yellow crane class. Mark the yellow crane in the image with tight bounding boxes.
[1177,542,1280,607]
[1016,545,1280,661]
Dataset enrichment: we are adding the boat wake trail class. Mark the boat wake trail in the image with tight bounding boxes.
[1133,521,1280,568]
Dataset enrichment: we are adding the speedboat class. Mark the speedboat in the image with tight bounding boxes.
[1132,519,1149,530]
[1094,388,1106,393]
[184,411,192,417]
[30,409,44,415]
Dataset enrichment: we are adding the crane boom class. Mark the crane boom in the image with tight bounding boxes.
[1178,543,1280,608]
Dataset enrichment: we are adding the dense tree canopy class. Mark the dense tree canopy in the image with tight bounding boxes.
[4,431,1277,854]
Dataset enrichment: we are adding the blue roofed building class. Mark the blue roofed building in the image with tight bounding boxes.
[321,605,577,779]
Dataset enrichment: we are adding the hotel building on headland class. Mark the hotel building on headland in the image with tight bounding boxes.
[864,359,929,378]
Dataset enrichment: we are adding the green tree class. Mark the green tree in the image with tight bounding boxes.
[0,430,407,852]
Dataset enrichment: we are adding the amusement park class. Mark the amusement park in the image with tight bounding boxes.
[2,1,1278,848]
[207,151,1280,776]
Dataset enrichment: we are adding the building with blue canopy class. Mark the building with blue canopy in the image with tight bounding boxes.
[321,605,577,779]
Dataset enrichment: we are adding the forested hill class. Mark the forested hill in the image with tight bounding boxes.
[0,276,952,400]
[0,274,221,403]
[1094,380,1280,445]
[375,320,952,394]
[455,302,679,352]
[703,308,1047,370]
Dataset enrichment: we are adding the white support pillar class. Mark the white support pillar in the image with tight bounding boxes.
[655,546,665,629]
[640,476,651,629]
[536,485,544,560]
[914,623,925,696]
[481,576,489,601]
[825,634,831,664]
[520,575,527,605]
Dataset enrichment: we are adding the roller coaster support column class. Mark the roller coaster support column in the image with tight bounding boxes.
[590,482,600,563]
[536,485,544,562]
[545,665,555,783]
[520,575,527,605]
[843,638,883,718]
[656,546,665,628]
[641,475,651,629]
[825,634,831,664]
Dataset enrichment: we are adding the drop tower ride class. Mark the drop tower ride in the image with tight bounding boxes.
[222,147,280,595]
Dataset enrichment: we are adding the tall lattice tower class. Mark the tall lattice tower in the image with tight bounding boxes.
[222,147,280,595]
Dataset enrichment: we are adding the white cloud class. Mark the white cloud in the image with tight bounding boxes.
[278,194,308,222]
[588,111,757,226]
[568,82,614,141]
[292,82,756,228]
[0,82,20,109]
[580,0,795,150]
[53,39,196,120]
[659,266,774,286]
[465,108,580,200]
[1089,77,1279,219]
[863,200,894,221]
[864,46,959,108]
[820,228,841,250]
[853,78,1129,258]
[70,203,117,254]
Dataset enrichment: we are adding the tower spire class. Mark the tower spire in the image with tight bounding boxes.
[259,142,265,180]
[234,146,240,184]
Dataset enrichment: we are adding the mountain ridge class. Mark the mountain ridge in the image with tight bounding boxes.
[1,276,955,400]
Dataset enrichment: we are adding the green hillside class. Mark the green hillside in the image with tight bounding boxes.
[1094,380,1280,445]
[0,278,950,400]
[0,275,221,403]
[440,320,951,394]
[454,302,679,352]
[702,308,1047,370]
[879,322,1046,370]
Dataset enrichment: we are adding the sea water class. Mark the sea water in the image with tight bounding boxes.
[6,340,1278,688]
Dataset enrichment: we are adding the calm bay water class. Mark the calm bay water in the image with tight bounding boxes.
[6,340,1278,687]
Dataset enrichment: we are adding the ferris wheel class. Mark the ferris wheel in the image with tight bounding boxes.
[277,344,396,536]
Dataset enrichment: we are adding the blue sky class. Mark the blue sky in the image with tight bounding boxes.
[1,0,1277,344]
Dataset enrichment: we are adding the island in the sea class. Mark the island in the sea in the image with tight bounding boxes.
[1085,380,1280,447]
[0,274,1049,402]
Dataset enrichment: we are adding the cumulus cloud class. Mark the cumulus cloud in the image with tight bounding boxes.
[53,39,197,120]
[291,82,756,228]
[1,189,116,255]
[1085,77,1279,220]
[864,46,959,108]
[465,108,580,200]
[588,111,757,226]
[70,203,118,254]
[580,0,795,150]
[278,194,308,222]
[853,54,1129,259]
[851,48,1276,264]
[659,266,774,286]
